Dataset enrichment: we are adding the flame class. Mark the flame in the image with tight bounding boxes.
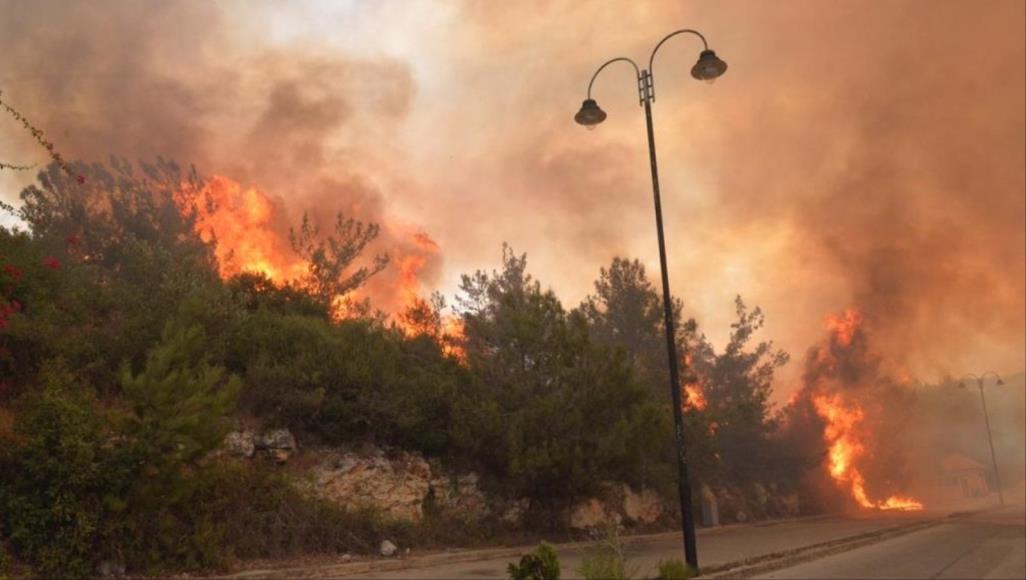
[824,308,862,348]
[177,175,443,327]
[684,384,708,411]
[680,351,708,411]
[813,393,923,511]
[180,175,307,282]
[806,309,924,512]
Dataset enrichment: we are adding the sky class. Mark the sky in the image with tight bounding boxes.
[1,0,1024,398]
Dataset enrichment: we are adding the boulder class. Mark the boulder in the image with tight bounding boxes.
[380,540,398,557]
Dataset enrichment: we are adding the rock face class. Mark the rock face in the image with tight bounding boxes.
[223,428,296,462]
[309,447,486,522]
[569,498,622,529]
[568,485,665,530]
[622,486,663,524]
[256,429,297,463]
[428,473,488,522]
[224,430,256,459]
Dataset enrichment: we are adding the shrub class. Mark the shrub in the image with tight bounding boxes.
[507,542,561,580]
[577,526,637,580]
[655,559,694,580]
[0,371,111,578]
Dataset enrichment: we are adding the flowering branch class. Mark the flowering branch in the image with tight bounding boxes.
[0,90,84,183]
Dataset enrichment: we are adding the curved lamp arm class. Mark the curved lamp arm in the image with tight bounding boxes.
[649,29,709,78]
[961,373,981,387]
[980,371,1004,386]
[587,57,642,99]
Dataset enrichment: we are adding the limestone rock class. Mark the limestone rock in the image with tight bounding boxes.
[311,448,432,521]
[428,472,488,522]
[622,486,663,524]
[224,430,256,459]
[569,498,621,529]
[256,429,297,451]
[500,498,531,526]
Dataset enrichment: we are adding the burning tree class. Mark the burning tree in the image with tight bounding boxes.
[782,309,923,511]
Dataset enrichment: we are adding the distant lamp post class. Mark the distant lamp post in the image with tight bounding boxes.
[958,372,1006,505]
[574,29,727,572]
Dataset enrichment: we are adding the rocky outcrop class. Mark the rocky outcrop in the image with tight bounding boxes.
[569,485,665,530]
[256,429,297,463]
[622,485,663,524]
[428,472,488,522]
[222,428,296,462]
[569,498,622,529]
[307,446,487,522]
[224,430,256,459]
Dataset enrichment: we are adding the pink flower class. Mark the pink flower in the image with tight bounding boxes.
[77,175,86,185]
[2,264,21,281]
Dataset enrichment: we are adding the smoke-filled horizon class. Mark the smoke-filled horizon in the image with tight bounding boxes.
[2,0,1024,398]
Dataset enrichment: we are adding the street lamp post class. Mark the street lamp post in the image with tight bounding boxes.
[574,30,727,572]
[959,372,1006,506]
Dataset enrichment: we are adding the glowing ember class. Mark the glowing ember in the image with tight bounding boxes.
[813,393,923,511]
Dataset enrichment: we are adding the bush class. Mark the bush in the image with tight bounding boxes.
[507,542,561,580]
[203,462,406,560]
[577,526,637,580]
[656,559,694,580]
[0,371,111,578]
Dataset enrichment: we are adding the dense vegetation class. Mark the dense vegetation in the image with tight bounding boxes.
[0,160,801,576]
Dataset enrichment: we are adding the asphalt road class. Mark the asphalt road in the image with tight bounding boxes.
[341,513,930,579]
[756,506,1026,579]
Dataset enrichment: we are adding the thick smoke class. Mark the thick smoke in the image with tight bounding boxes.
[418,0,1026,384]
[0,1,440,312]
[2,1,1023,376]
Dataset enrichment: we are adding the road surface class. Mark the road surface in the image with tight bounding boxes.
[231,503,1020,579]
[755,506,1025,579]
[336,513,932,579]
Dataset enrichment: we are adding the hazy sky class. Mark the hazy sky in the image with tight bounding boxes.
[2,0,1023,395]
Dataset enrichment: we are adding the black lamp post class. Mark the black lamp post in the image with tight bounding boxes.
[574,29,727,572]
[958,372,1006,505]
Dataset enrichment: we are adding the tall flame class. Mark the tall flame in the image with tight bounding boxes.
[813,394,923,511]
[809,310,924,512]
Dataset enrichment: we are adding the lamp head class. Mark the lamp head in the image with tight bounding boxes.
[691,49,728,83]
[574,98,607,127]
